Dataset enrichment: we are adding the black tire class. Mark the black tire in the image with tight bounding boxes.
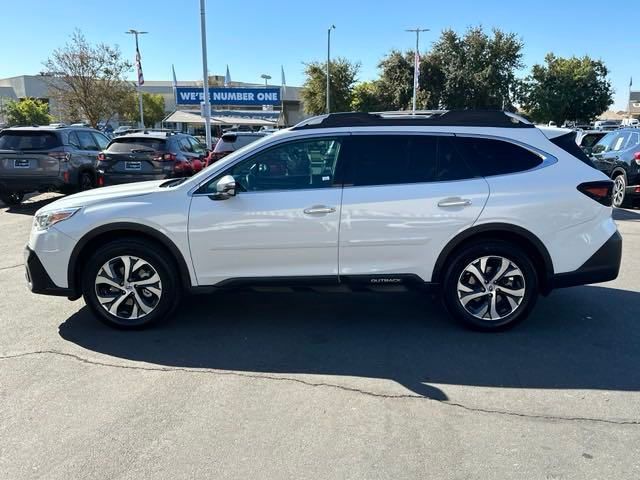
[81,239,181,329]
[612,173,628,208]
[0,192,24,206]
[442,240,538,331]
[78,171,94,192]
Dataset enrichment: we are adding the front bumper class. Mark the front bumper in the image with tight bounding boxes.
[24,246,73,297]
[551,231,622,289]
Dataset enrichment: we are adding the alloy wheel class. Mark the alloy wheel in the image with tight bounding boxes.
[457,255,526,321]
[613,176,625,208]
[94,255,162,320]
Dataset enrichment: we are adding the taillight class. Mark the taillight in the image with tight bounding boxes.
[97,153,106,161]
[153,151,177,161]
[173,160,188,173]
[634,152,640,165]
[48,152,70,162]
[97,175,104,187]
[206,151,229,166]
[578,181,613,207]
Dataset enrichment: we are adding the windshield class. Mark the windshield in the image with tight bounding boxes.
[592,132,631,154]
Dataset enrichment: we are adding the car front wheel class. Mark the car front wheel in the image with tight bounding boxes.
[82,240,181,329]
[442,240,538,331]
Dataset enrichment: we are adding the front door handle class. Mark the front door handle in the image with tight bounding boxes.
[438,197,472,208]
[303,205,336,215]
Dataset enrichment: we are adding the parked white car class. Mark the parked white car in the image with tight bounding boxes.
[25,111,622,330]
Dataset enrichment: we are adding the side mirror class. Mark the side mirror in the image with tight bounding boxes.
[213,174,237,200]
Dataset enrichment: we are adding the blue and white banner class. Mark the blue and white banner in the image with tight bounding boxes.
[176,87,281,106]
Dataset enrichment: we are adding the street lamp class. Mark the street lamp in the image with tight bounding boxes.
[199,0,212,149]
[326,25,335,114]
[125,29,148,128]
[405,27,429,115]
[260,74,272,87]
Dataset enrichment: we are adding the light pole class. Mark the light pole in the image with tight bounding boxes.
[326,25,335,114]
[405,27,429,114]
[261,74,272,87]
[199,0,212,149]
[126,29,147,128]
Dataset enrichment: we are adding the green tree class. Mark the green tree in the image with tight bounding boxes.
[429,27,523,109]
[4,98,52,126]
[351,81,387,112]
[120,92,166,127]
[301,58,360,115]
[376,50,414,110]
[518,54,614,124]
[375,27,522,111]
[43,30,133,127]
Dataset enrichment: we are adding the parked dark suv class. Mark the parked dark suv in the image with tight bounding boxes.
[0,126,110,205]
[590,128,640,207]
[96,131,208,186]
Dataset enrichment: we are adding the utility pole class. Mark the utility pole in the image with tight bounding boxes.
[326,25,335,114]
[126,29,147,128]
[199,0,212,149]
[405,27,429,114]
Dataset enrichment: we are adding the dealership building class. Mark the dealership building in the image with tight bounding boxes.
[0,74,307,130]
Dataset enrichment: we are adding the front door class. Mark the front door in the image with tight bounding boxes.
[188,136,345,285]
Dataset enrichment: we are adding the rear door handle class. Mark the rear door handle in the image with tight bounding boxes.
[303,205,336,215]
[438,197,472,208]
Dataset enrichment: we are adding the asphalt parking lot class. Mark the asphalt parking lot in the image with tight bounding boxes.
[1,193,639,480]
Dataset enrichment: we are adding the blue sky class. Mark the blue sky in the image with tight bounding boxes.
[1,0,636,110]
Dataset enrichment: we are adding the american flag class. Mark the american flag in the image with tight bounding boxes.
[136,44,144,86]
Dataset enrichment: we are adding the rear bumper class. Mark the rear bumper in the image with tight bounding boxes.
[0,177,64,193]
[24,246,73,297]
[551,231,622,289]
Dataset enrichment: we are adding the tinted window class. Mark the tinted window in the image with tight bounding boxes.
[188,137,206,154]
[340,135,474,187]
[203,137,343,193]
[92,132,110,150]
[76,130,98,150]
[0,131,61,150]
[454,137,543,176]
[178,138,193,153]
[106,137,166,153]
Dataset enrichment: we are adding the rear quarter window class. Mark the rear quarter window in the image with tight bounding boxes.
[454,137,543,176]
[0,131,61,150]
[107,137,166,153]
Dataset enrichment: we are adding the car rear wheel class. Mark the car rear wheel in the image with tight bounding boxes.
[442,240,538,331]
[82,240,181,329]
[0,192,24,206]
[612,174,627,208]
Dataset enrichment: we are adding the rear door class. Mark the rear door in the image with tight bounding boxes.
[0,130,61,179]
[337,134,490,282]
[100,137,167,176]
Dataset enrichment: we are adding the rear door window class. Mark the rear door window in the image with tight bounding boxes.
[453,137,543,176]
[340,135,475,187]
[106,137,166,153]
[0,131,61,150]
[76,130,99,151]
[92,132,110,150]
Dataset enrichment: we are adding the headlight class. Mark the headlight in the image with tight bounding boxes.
[34,208,81,231]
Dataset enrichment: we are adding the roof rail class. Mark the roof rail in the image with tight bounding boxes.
[291,110,534,130]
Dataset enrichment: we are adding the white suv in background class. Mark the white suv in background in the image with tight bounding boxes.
[25,111,622,330]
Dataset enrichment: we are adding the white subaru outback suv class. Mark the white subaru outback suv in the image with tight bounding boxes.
[25,111,622,330]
